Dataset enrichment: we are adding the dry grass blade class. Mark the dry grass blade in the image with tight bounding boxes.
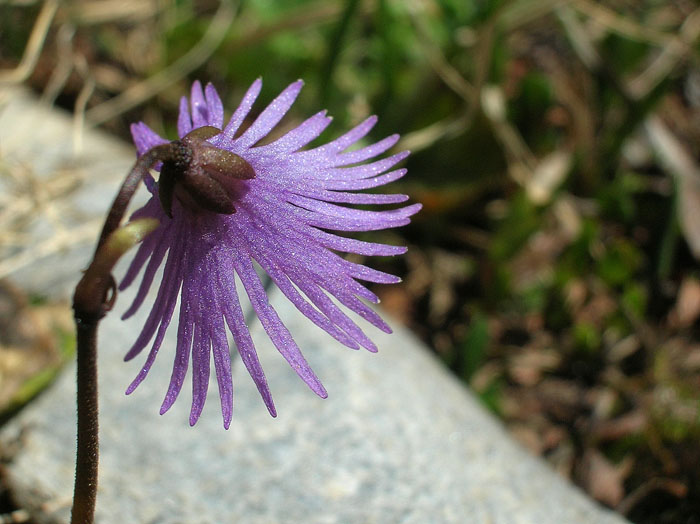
[0,157,97,280]
[231,0,345,50]
[85,0,238,126]
[401,0,501,152]
[0,0,42,4]
[0,509,30,523]
[0,0,59,85]
[645,116,700,259]
[556,5,601,70]
[628,7,700,99]
[399,114,471,153]
[500,0,570,31]
[572,0,675,47]
[40,23,77,105]
[70,0,159,25]
[481,85,537,172]
[526,150,572,205]
[72,54,96,155]
[406,1,474,102]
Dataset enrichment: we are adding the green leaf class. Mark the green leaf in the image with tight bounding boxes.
[459,312,490,380]
[490,191,541,261]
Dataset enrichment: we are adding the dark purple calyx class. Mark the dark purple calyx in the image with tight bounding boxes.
[158,126,255,217]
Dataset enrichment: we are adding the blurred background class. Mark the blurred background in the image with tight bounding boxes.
[1,0,700,522]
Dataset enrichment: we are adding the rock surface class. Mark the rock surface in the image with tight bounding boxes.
[0,86,143,298]
[0,87,629,524]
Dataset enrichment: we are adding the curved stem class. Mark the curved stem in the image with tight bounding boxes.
[70,143,174,524]
[97,144,173,250]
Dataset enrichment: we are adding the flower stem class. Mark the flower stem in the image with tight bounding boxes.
[70,321,99,524]
[70,143,175,524]
[97,144,173,251]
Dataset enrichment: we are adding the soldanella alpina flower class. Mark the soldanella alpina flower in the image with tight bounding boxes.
[122,79,420,428]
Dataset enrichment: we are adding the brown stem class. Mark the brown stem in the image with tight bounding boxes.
[70,143,175,524]
[97,144,173,251]
[70,321,99,524]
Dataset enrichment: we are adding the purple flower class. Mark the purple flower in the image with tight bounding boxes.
[122,79,420,428]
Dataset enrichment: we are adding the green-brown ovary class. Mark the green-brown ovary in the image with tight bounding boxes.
[158,126,256,217]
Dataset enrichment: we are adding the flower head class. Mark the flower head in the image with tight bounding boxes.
[123,79,420,428]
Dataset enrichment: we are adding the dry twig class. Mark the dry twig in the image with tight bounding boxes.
[0,0,59,85]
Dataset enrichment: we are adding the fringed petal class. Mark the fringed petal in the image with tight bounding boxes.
[124,227,185,362]
[189,316,210,426]
[235,80,304,149]
[177,96,192,137]
[217,258,277,417]
[204,82,224,129]
[231,245,327,398]
[217,78,263,145]
[238,226,361,350]
[296,115,378,160]
[322,168,408,190]
[160,273,196,416]
[334,134,400,166]
[130,122,168,156]
[190,80,209,129]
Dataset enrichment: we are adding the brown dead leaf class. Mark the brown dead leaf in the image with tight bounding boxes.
[607,334,641,363]
[542,425,568,451]
[678,176,700,260]
[375,285,413,326]
[428,249,472,323]
[588,386,618,420]
[508,348,561,386]
[668,276,700,328]
[536,378,586,421]
[577,290,617,327]
[526,150,572,205]
[403,249,432,298]
[0,279,72,413]
[500,388,543,420]
[510,423,544,455]
[645,116,700,259]
[470,361,502,393]
[681,345,700,370]
[591,410,648,442]
[579,449,634,507]
[509,229,570,291]
[548,440,576,478]
[617,478,688,516]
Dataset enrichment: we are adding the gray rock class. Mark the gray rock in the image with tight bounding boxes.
[0,87,629,524]
[0,86,147,299]
[2,284,629,524]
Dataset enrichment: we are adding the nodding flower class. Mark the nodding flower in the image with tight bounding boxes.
[122,79,421,429]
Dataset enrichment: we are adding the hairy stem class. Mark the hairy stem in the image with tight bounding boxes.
[70,321,99,524]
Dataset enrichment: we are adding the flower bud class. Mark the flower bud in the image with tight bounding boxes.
[158,126,255,217]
